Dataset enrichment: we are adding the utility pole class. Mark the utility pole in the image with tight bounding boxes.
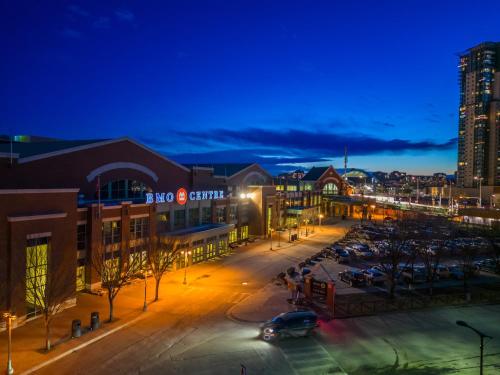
[416,176,419,204]
[343,145,348,181]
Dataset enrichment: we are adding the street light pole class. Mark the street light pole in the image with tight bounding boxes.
[269,229,273,250]
[182,250,191,285]
[3,312,16,375]
[456,320,493,375]
[143,268,148,312]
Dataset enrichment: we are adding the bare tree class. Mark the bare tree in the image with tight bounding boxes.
[377,214,418,298]
[418,218,453,296]
[91,244,139,322]
[25,240,74,351]
[145,236,179,302]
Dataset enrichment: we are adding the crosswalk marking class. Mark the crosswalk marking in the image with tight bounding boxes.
[278,337,346,375]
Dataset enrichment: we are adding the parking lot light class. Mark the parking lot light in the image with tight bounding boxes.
[182,250,192,285]
[456,320,492,375]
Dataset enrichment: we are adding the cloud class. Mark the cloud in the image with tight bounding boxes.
[67,4,90,17]
[173,127,457,157]
[372,120,396,128]
[138,128,457,174]
[115,9,135,22]
[61,28,82,39]
[93,16,111,29]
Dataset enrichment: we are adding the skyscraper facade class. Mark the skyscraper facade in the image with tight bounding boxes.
[457,42,500,188]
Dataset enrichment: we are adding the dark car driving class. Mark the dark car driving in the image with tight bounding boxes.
[339,269,366,286]
[261,310,318,342]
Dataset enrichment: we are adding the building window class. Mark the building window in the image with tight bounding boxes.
[76,264,85,292]
[229,205,237,222]
[206,242,215,259]
[192,246,204,263]
[156,212,170,233]
[323,183,338,195]
[26,237,49,318]
[202,207,212,224]
[77,224,87,250]
[174,210,186,230]
[130,218,149,240]
[103,220,121,245]
[216,207,226,223]
[240,225,249,240]
[129,249,147,274]
[189,208,199,227]
[229,229,238,243]
[218,239,227,254]
[98,179,150,201]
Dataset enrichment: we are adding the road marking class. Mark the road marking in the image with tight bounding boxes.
[278,337,347,375]
[21,313,147,375]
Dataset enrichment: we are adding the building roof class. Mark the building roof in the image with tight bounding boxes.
[301,166,329,181]
[184,163,253,177]
[0,139,107,158]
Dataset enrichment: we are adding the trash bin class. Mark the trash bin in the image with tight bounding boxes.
[72,319,82,338]
[90,312,100,331]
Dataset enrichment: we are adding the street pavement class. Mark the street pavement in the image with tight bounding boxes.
[2,220,499,374]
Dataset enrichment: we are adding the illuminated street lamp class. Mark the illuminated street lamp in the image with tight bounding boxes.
[182,250,192,285]
[3,312,16,375]
[456,320,492,375]
[318,213,324,226]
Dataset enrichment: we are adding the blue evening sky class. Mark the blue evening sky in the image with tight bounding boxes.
[1,1,500,174]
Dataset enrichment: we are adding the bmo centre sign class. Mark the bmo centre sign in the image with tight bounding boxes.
[146,188,225,205]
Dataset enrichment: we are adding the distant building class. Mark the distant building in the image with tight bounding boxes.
[457,41,500,188]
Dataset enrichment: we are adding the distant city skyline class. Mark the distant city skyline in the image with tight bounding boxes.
[2,1,500,175]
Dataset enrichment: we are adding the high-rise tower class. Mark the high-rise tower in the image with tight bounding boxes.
[457,42,500,187]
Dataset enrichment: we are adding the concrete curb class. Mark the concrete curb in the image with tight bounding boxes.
[21,313,147,375]
[225,292,267,324]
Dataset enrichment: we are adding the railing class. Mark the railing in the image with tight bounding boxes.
[334,287,500,318]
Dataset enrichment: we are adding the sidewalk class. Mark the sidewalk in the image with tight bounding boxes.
[0,222,350,374]
[0,236,290,374]
[0,284,147,375]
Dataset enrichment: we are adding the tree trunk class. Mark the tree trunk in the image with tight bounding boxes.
[108,294,114,322]
[45,319,51,351]
[154,278,161,302]
[389,278,396,299]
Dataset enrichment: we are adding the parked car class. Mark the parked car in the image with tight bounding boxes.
[261,310,318,342]
[475,258,500,274]
[363,268,387,285]
[339,269,366,286]
[435,265,451,279]
[448,265,465,280]
[400,266,426,284]
[334,250,350,264]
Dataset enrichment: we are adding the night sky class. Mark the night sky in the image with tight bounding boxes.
[2,1,500,175]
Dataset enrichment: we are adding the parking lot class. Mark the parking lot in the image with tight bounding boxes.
[279,217,500,301]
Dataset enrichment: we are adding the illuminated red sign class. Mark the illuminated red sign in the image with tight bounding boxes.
[176,188,188,205]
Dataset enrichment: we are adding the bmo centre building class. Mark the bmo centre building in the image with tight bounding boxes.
[0,137,280,322]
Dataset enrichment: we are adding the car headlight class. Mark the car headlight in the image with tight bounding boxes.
[264,328,274,333]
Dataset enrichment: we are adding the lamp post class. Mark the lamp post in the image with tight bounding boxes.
[456,320,492,375]
[143,265,148,312]
[277,229,281,247]
[3,312,16,375]
[474,176,483,208]
[269,229,273,250]
[318,214,324,227]
[182,250,192,285]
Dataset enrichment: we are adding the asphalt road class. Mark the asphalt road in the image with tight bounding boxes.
[34,224,349,375]
[33,223,500,375]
